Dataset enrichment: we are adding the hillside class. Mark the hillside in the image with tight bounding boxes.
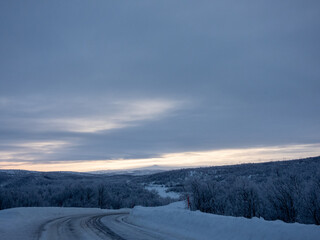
[1,156,320,225]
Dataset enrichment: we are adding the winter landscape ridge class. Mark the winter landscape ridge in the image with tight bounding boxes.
[1,1,320,239]
[0,156,320,239]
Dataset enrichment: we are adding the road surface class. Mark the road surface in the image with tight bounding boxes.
[37,211,180,240]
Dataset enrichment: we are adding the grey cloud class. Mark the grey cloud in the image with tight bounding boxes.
[0,1,319,165]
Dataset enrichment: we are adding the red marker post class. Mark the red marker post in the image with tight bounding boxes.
[187,195,190,209]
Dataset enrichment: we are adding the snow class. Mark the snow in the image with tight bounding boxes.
[2,203,320,240]
[145,184,180,199]
[127,201,320,240]
[0,207,108,240]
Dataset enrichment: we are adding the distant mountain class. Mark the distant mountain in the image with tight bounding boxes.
[89,165,176,175]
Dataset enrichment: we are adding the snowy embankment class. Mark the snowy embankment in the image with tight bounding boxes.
[1,203,319,240]
[0,207,109,240]
[127,201,320,240]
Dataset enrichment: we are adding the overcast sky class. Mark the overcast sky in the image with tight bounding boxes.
[1,1,320,171]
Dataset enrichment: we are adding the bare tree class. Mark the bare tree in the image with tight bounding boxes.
[305,178,320,225]
[268,178,300,223]
[97,185,105,209]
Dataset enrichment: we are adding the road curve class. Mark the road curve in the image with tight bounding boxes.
[37,211,179,240]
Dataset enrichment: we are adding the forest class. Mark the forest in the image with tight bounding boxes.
[0,156,319,225]
[144,156,320,225]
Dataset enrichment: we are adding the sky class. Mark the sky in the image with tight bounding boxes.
[0,1,320,172]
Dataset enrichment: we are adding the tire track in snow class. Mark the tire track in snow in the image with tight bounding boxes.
[37,212,126,240]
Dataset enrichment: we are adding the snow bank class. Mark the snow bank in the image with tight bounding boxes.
[0,207,108,240]
[127,201,320,240]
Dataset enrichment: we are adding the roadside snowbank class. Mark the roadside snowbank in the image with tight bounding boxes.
[127,201,320,240]
[0,207,108,240]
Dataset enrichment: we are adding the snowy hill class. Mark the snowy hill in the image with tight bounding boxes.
[1,156,320,225]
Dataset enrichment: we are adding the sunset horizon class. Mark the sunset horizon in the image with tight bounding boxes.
[1,1,319,172]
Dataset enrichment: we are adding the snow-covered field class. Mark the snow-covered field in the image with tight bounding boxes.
[128,201,320,240]
[1,202,320,240]
[145,184,180,199]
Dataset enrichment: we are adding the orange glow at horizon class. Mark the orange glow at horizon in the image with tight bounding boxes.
[1,143,320,172]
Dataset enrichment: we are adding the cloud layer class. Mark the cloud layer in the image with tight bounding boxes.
[0,1,320,170]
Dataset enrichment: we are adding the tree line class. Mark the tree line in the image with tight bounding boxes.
[187,171,320,225]
[0,180,172,210]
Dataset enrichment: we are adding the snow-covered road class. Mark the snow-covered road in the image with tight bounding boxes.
[37,211,178,240]
[1,202,320,240]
